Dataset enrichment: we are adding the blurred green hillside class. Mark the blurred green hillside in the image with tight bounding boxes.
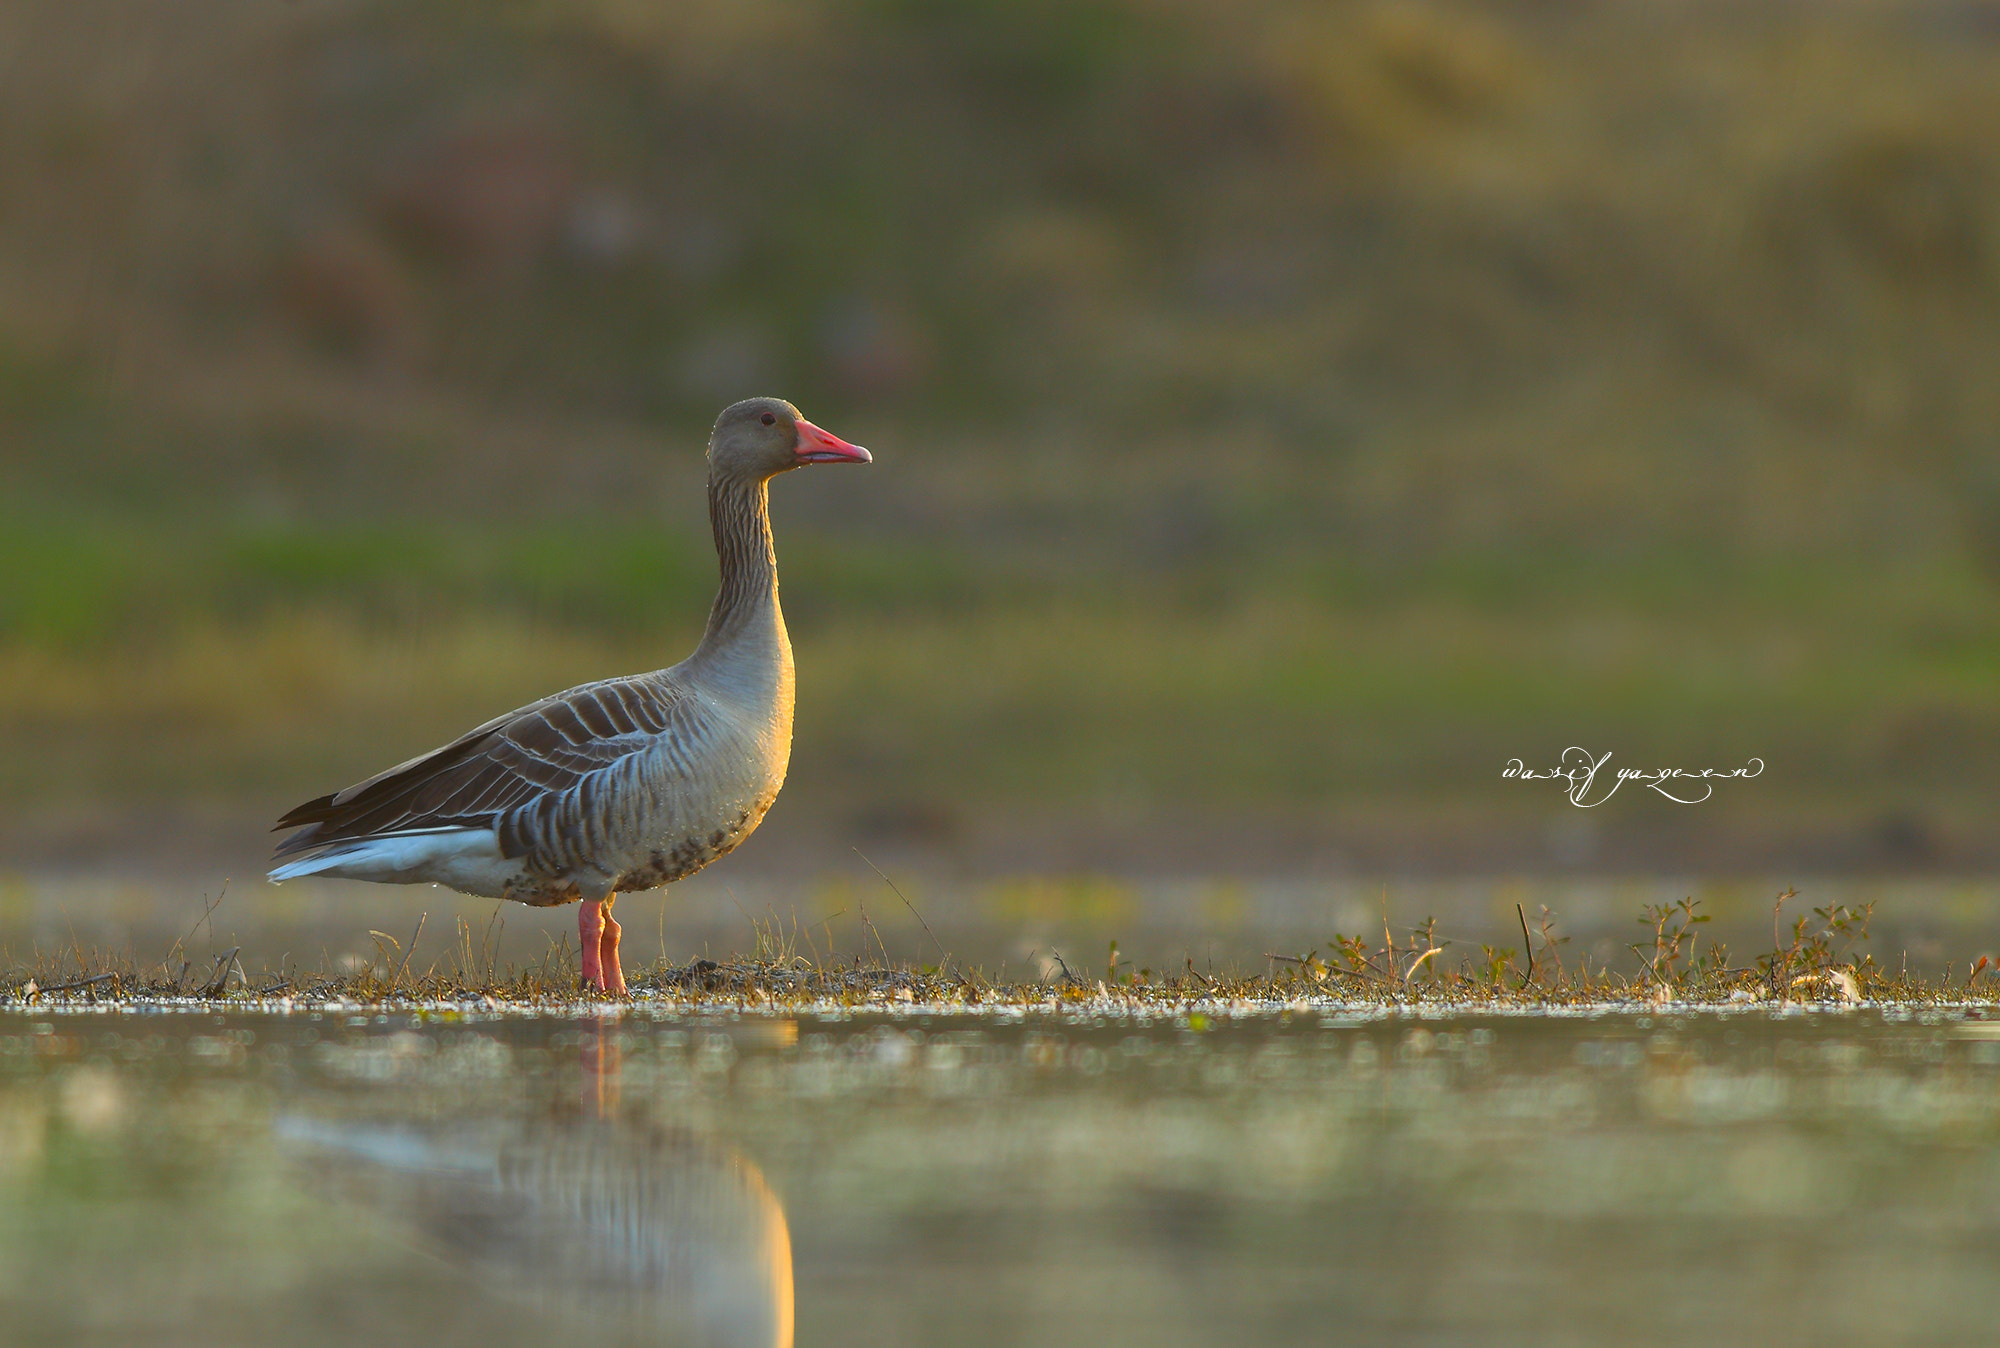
[3,1,2000,869]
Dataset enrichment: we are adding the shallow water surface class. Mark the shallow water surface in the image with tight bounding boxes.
[3,1006,1999,1346]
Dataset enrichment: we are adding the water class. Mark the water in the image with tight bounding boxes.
[4,1004,2000,1346]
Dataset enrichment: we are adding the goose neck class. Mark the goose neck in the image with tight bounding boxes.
[695,471,780,654]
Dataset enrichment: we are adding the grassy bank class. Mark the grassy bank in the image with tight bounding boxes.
[6,887,1997,1013]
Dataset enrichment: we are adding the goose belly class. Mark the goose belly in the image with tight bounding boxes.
[613,790,777,891]
[609,729,786,892]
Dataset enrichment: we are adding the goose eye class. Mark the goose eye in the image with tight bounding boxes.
[760,412,776,426]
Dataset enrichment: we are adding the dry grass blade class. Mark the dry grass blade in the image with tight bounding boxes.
[853,848,965,987]
[388,913,426,995]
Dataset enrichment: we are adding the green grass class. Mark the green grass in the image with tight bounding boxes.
[3,516,1999,816]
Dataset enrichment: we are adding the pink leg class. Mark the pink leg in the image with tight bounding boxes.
[599,904,627,996]
[579,899,604,991]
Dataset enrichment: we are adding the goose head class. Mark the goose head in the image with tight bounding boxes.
[709,397,871,481]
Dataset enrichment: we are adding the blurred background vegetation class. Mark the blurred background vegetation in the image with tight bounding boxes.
[4,0,2000,883]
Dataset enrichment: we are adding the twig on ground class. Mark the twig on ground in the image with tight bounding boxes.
[195,948,242,999]
[1043,947,1083,989]
[30,972,117,997]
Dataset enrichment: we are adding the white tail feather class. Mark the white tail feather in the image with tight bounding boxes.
[267,828,507,889]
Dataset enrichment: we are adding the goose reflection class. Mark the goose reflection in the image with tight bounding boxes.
[275,1025,792,1348]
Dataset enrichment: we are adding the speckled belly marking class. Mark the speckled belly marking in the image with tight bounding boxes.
[614,800,767,893]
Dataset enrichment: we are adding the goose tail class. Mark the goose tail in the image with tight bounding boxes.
[267,828,505,887]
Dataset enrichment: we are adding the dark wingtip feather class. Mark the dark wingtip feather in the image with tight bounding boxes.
[269,822,326,862]
[273,793,338,831]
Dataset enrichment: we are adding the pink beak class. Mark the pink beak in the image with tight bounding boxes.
[794,417,872,465]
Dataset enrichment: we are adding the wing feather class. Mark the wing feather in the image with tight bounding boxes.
[271,674,690,864]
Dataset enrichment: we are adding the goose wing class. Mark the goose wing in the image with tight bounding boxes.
[271,675,691,862]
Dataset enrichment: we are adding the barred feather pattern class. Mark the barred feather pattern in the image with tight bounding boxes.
[269,471,795,906]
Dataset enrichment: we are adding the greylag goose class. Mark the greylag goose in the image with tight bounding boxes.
[268,398,871,994]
